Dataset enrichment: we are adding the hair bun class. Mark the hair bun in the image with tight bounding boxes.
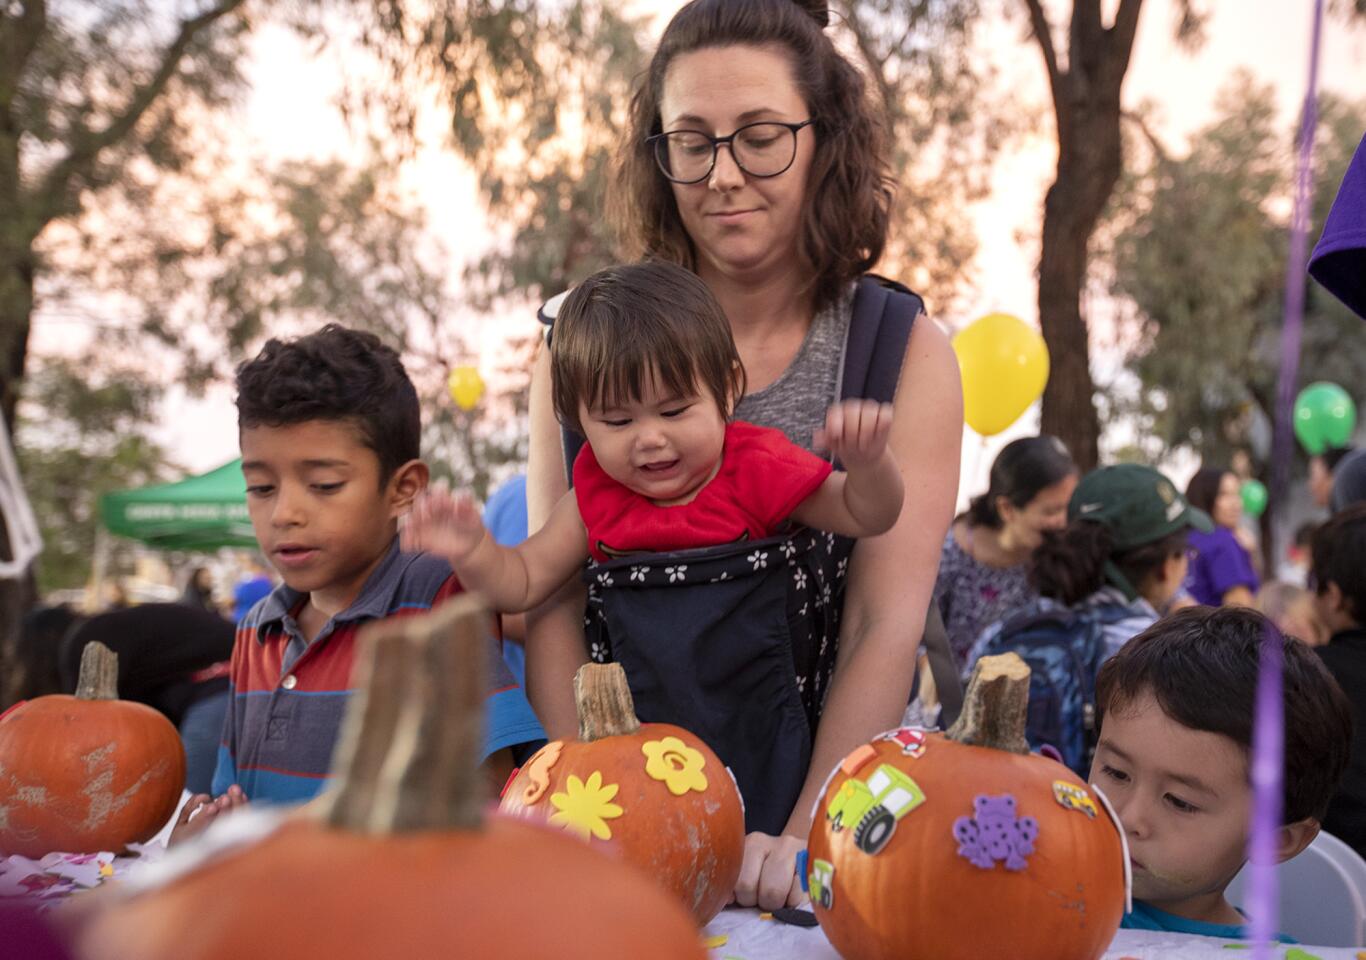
[792,0,830,27]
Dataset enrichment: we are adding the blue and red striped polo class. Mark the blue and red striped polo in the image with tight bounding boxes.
[211,539,545,804]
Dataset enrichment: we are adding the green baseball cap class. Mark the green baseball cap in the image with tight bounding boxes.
[1068,464,1213,550]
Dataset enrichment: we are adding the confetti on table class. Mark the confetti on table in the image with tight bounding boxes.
[702,934,728,949]
[758,912,773,921]
[1284,950,1322,960]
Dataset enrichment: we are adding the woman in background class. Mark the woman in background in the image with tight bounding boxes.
[934,436,1076,668]
[1184,466,1259,607]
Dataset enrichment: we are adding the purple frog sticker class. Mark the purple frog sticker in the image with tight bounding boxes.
[953,794,1039,871]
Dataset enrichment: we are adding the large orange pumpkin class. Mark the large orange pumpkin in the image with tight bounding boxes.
[73,598,706,960]
[0,641,185,858]
[500,663,744,925]
[806,654,1126,960]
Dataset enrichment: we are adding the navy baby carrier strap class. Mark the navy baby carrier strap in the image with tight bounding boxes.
[541,274,921,834]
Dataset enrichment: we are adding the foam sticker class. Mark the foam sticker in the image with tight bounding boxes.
[808,858,835,909]
[839,743,878,776]
[1052,780,1098,818]
[1092,782,1133,914]
[952,794,1038,871]
[519,740,564,806]
[826,763,926,855]
[878,727,928,758]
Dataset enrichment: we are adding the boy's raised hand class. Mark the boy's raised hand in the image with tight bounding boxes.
[401,487,488,565]
[814,399,895,469]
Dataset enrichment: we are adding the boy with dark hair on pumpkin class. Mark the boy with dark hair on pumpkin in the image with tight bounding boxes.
[1091,605,1352,938]
[174,325,544,840]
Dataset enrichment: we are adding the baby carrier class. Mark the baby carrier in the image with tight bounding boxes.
[542,275,922,834]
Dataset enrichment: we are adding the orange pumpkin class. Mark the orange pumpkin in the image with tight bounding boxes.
[806,654,1126,960]
[0,642,185,858]
[500,664,744,925]
[74,599,706,960]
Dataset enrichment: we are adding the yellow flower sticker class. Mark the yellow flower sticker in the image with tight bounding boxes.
[548,771,623,841]
[642,736,709,796]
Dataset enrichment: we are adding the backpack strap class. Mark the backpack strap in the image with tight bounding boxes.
[840,274,924,405]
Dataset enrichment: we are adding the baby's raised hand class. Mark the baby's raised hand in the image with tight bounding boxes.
[401,487,488,565]
[813,399,895,468]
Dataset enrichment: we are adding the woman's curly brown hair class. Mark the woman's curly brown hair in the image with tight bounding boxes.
[610,0,894,313]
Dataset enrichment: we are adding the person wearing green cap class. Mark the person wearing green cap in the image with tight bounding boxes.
[1035,463,1212,636]
[967,464,1214,772]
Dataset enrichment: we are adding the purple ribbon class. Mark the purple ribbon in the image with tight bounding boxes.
[1257,0,1325,953]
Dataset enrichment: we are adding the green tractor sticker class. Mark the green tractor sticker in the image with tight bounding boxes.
[825,763,926,855]
[808,858,836,909]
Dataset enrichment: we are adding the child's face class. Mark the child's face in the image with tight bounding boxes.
[241,420,414,603]
[1090,690,1251,916]
[578,373,728,506]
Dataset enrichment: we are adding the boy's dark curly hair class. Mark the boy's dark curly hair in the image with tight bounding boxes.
[235,324,419,483]
[1097,605,1353,825]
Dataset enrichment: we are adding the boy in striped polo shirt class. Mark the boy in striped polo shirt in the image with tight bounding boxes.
[176,325,544,838]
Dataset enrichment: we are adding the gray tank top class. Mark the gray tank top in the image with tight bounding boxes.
[733,284,855,454]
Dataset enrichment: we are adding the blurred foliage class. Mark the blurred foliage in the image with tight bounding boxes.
[14,357,177,592]
[1104,76,1366,473]
[328,0,1015,314]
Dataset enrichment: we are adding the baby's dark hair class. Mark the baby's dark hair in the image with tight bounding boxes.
[1311,502,1366,624]
[1096,606,1353,825]
[551,262,745,435]
[235,324,420,483]
[1031,523,1187,606]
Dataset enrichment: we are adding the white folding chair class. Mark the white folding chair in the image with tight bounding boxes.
[1227,829,1366,946]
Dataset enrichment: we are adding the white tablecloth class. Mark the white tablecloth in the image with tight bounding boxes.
[701,907,1363,960]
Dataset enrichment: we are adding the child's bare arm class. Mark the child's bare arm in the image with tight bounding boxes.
[792,400,904,537]
[403,488,589,612]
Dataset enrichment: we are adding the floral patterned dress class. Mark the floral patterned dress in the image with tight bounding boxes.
[935,528,1037,672]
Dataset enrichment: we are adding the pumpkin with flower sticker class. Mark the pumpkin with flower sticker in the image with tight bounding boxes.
[500,664,744,924]
[806,654,1126,960]
[75,600,707,960]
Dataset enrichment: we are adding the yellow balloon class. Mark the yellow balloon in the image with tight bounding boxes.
[951,313,1050,436]
[447,365,485,412]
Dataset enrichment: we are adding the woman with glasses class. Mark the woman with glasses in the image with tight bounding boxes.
[523,0,962,911]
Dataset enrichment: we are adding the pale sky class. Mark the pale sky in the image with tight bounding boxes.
[42,0,1366,504]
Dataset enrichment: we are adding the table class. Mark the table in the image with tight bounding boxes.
[700,907,1362,960]
[4,813,1359,960]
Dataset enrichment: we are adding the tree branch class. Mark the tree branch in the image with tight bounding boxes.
[1107,0,1146,84]
[838,2,897,120]
[1121,109,1170,165]
[33,0,247,228]
[1021,0,1063,107]
[1,1,48,111]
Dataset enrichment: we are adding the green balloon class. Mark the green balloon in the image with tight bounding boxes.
[1240,479,1268,519]
[1294,382,1357,455]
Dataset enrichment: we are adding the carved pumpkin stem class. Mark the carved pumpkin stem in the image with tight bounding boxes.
[75,641,119,701]
[946,652,1032,755]
[321,594,489,833]
[575,663,641,742]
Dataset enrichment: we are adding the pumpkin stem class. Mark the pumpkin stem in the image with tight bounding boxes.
[321,594,489,833]
[945,652,1032,755]
[575,663,641,742]
[75,641,119,701]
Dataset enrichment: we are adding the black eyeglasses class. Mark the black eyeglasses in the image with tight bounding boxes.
[647,119,814,184]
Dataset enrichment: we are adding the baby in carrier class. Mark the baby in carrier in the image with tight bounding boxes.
[403,261,905,831]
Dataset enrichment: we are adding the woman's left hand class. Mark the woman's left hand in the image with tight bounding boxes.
[733,832,809,910]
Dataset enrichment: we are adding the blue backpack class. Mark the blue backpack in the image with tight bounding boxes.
[973,600,1134,776]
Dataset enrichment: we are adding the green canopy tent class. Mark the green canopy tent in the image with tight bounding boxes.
[100,459,257,551]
